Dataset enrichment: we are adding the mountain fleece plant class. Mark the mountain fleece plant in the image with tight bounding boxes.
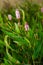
[0,1,43,65]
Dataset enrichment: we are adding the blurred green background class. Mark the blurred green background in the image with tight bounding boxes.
[0,0,43,9]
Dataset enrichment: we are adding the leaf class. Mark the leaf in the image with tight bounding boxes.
[0,14,3,26]
[15,23,20,34]
[4,58,10,65]
[32,41,42,60]
[6,47,20,64]
[19,8,25,23]
[2,29,30,46]
[0,40,5,46]
[4,35,14,51]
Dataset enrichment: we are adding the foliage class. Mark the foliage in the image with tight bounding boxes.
[0,1,43,65]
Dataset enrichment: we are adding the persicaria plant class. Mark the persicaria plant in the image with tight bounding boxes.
[0,1,43,65]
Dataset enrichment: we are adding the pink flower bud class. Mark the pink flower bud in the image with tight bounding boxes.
[8,14,12,20]
[24,22,29,31]
[41,7,43,13]
[15,9,20,19]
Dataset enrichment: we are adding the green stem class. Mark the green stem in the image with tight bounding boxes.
[4,35,13,51]
[19,8,26,24]
[33,60,35,65]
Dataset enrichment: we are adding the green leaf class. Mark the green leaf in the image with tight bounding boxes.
[32,41,42,60]
[0,14,3,25]
[2,28,31,47]
[0,40,5,46]
[6,47,20,64]
[15,23,20,34]
[4,35,14,51]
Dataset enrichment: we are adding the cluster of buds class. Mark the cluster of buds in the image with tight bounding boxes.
[15,9,29,31]
[15,9,20,19]
[24,22,29,31]
[8,14,12,20]
[15,9,21,27]
[8,9,30,32]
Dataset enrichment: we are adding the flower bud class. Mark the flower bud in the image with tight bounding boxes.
[41,7,43,13]
[24,22,29,31]
[8,14,12,20]
[15,9,20,19]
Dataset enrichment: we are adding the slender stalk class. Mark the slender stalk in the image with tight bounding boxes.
[33,60,35,65]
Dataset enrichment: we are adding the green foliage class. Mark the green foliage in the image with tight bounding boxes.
[0,1,43,65]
